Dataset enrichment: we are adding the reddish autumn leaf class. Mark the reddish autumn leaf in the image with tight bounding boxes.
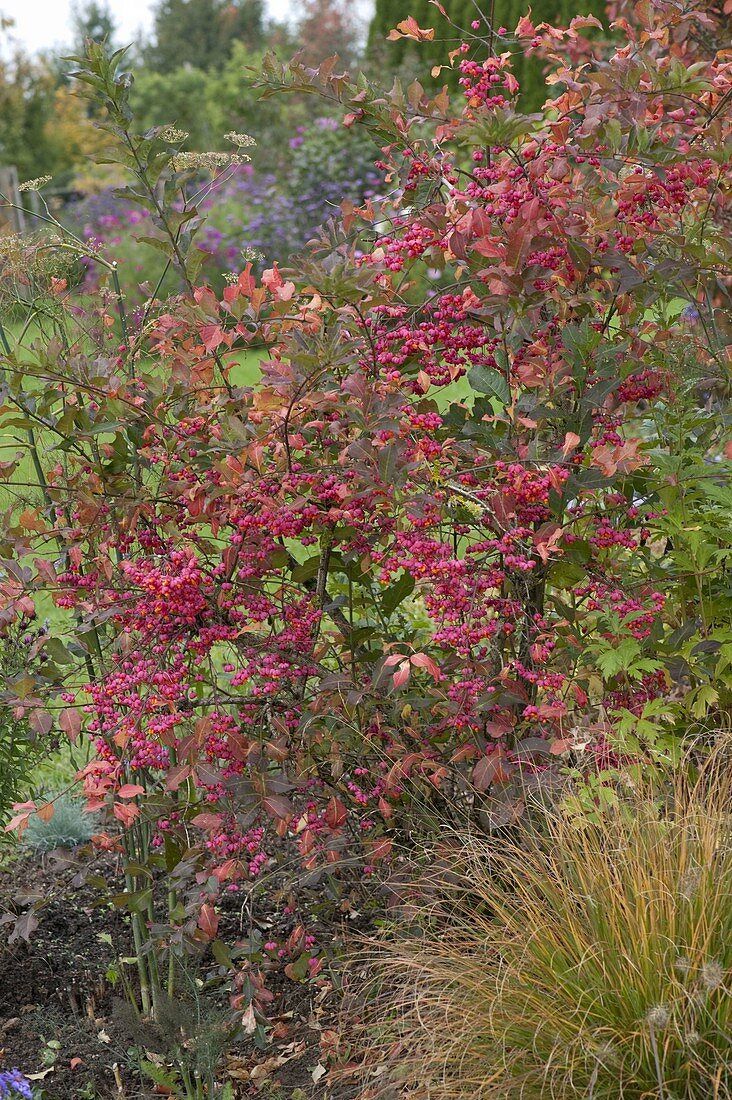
[117,783,145,799]
[112,801,140,827]
[191,812,224,830]
[28,709,53,737]
[410,652,443,681]
[59,707,82,744]
[473,752,515,791]
[392,659,411,689]
[515,12,535,36]
[633,0,653,29]
[165,764,191,791]
[573,685,588,707]
[325,796,348,829]
[4,802,35,839]
[262,794,294,821]
[485,714,516,739]
[534,702,567,719]
[387,16,435,41]
[569,14,603,30]
[198,903,219,939]
[533,523,563,565]
[367,837,393,861]
[550,738,573,755]
[262,264,295,301]
[91,832,123,853]
[286,924,306,955]
[199,324,227,353]
[561,431,581,457]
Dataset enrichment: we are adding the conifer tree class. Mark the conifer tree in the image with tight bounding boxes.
[70,0,117,52]
[146,0,265,73]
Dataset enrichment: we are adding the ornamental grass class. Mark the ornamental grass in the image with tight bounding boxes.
[358,753,732,1099]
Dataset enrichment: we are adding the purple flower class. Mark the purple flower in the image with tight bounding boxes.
[0,1069,32,1099]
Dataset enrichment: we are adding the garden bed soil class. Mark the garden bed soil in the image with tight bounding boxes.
[0,848,373,1099]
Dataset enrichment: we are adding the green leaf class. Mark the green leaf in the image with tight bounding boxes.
[378,442,398,486]
[381,572,415,615]
[548,562,586,590]
[286,951,311,981]
[595,639,641,679]
[689,684,719,718]
[700,480,732,510]
[124,862,152,879]
[468,365,510,404]
[291,555,325,583]
[132,234,175,259]
[163,833,183,872]
[44,637,74,665]
[561,319,601,364]
[212,939,234,968]
[580,376,619,409]
[110,888,153,913]
[166,208,199,234]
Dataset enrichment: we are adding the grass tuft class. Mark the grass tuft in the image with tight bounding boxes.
[357,750,732,1099]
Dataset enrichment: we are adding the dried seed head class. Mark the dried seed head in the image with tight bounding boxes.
[678,866,701,900]
[0,233,23,261]
[18,175,52,191]
[160,126,189,143]
[171,152,247,172]
[700,959,725,991]
[225,132,256,148]
[646,1004,671,1030]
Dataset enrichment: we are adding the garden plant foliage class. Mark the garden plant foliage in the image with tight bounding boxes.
[0,0,730,1057]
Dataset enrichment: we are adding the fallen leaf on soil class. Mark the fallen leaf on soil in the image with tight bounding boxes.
[320,1029,341,1059]
[27,1069,55,1081]
[250,1057,285,1082]
[7,911,39,943]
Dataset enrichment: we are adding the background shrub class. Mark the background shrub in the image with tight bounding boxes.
[64,116,382,299]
